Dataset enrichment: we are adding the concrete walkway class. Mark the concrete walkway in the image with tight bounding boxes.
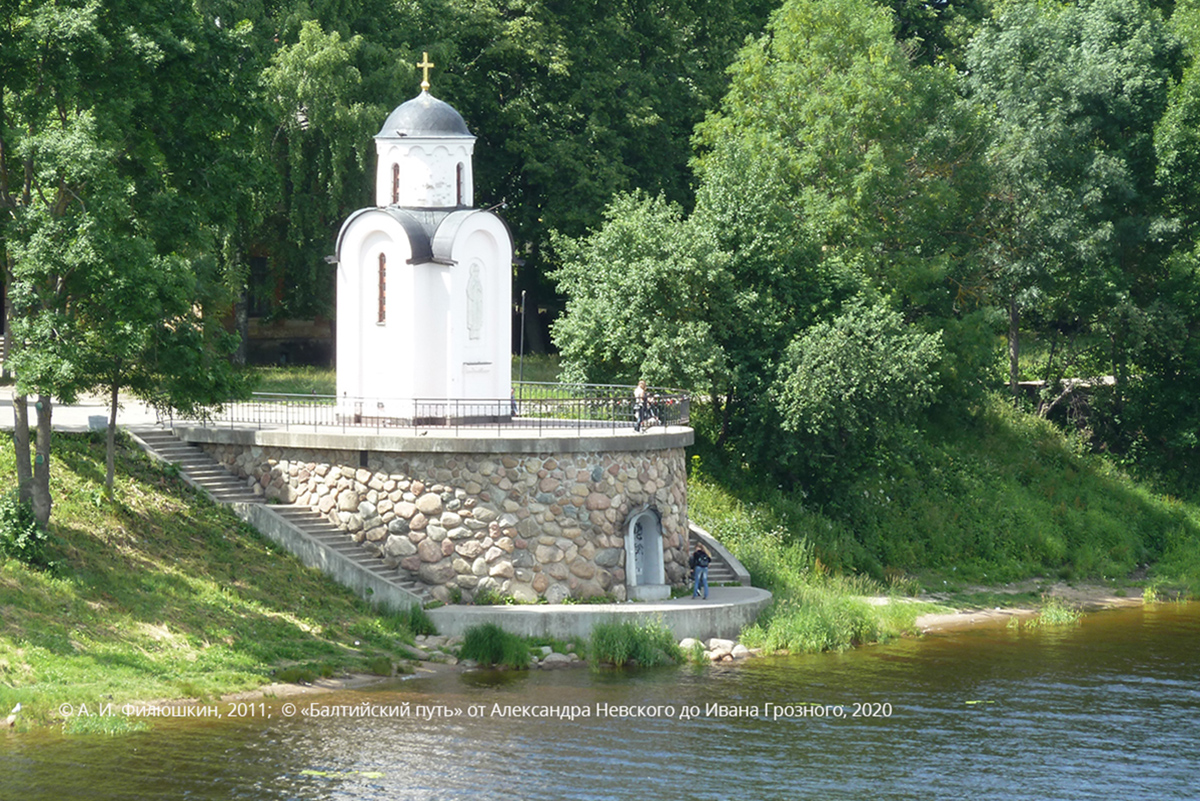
[0,392,162,432]
[427,586,772,641]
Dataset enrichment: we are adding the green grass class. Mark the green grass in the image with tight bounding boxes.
[0,432,426,729]
[691,393,1200,595]
[249,354,562,396]
[512,353,561,383]
[687,478,942,652]
[249,365,336,395]
[588,620,682,667]
[687,392,1200,652]
[458,623,532,669]
[1008,596,1083,630]
[1029,596,1082,627]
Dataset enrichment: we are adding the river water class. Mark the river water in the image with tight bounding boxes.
[4,603,1198,800]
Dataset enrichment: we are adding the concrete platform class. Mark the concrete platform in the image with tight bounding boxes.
[426,586,772,641]
[172,421,693,454]
[6,395,771,643]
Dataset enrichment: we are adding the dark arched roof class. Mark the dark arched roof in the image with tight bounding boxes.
[376,91,472,138]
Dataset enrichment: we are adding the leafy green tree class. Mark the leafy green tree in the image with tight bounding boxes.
[2,0,254,518]
[965,0,1183,405]
[773,300,944,493]
[555,0,982,462]
[551,192,736,392]
[227,0,775,347]
[257,17,392,319]
[889,0,991,67]
[1116,0,1200,487]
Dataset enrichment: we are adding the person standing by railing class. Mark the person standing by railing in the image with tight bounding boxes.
[633,380,647,432]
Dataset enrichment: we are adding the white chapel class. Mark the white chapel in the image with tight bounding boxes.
[334,55,513,422]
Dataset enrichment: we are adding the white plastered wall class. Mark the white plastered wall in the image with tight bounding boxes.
[336,214,422,418]
[446,215,512,403]
[375,141,474,208]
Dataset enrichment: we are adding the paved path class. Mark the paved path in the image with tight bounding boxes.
[0,392,162,432]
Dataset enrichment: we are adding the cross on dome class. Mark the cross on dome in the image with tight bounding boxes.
[418,52,435,91]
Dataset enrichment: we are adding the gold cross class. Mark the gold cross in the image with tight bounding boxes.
[417,52,435,91]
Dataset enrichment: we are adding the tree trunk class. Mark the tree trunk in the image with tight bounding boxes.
[12,390,32,504]
[32,395,52,526]
[1008,294,1021,403]
[106,381,119,495]
[716,388,734,448]
[234,290,248,365]
[1,291,9,380]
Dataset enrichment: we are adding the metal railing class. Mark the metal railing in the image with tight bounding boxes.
[176,382,690,435]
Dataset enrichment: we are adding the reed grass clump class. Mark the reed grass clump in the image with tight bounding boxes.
[391,604,437,637]
[459,623,531,669]
[589,620,682,667]
[1026,596,1082,628]
[690,472,933,654]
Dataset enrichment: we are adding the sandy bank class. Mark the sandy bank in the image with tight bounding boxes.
[913,580,1144,633]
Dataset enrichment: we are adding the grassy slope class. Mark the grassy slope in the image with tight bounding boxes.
[688,394,1200,651]
[1,432,422,727]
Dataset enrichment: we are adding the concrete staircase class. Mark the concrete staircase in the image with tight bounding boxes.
[127,425,429,605]
[268,505,428,600]
[130,427,263,504]
[689,524,751,586]
[700,550,739,585]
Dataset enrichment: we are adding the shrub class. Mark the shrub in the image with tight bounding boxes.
[459,623,531,669]
[365,655,393,676]
[589,620,682,667]
[0,492,56,570]
[773,299,943,495]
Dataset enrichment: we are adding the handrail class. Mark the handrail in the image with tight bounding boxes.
[176,382,690,434]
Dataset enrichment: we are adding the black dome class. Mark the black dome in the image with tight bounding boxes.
[377,91,472,138]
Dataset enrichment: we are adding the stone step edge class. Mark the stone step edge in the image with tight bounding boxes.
[128,425,428,607]
[125,427,263,507]
[230,501,426,611]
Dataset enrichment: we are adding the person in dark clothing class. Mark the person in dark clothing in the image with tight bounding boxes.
[633,380,647,432]
[690,544,711,600]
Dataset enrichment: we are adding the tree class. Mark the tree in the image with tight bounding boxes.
[773,300,943,493]
[1,0,254,519]
[889,0,991,67]
[551,192,736,394]
[965,0,1183,407]
[221,0,776,348]
[554,0,981,463]
[257,17,392,320]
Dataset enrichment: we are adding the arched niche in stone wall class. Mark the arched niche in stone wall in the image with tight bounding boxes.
[624,505,670,601]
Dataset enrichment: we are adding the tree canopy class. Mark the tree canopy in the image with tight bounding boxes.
[551,0,1200,497]
[1,0,255,518]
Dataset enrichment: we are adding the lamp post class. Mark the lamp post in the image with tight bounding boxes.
[517,289,527,403]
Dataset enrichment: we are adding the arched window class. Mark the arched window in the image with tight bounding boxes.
[391,164,400,205]
[456,162,465,206]
[377,253,387,324]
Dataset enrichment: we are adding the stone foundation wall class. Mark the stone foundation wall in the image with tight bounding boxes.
[198,441,689,604]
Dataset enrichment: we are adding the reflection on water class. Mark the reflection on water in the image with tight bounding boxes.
[4,604,1199,800]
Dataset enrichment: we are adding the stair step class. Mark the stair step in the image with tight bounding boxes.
[125,426,430,602]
